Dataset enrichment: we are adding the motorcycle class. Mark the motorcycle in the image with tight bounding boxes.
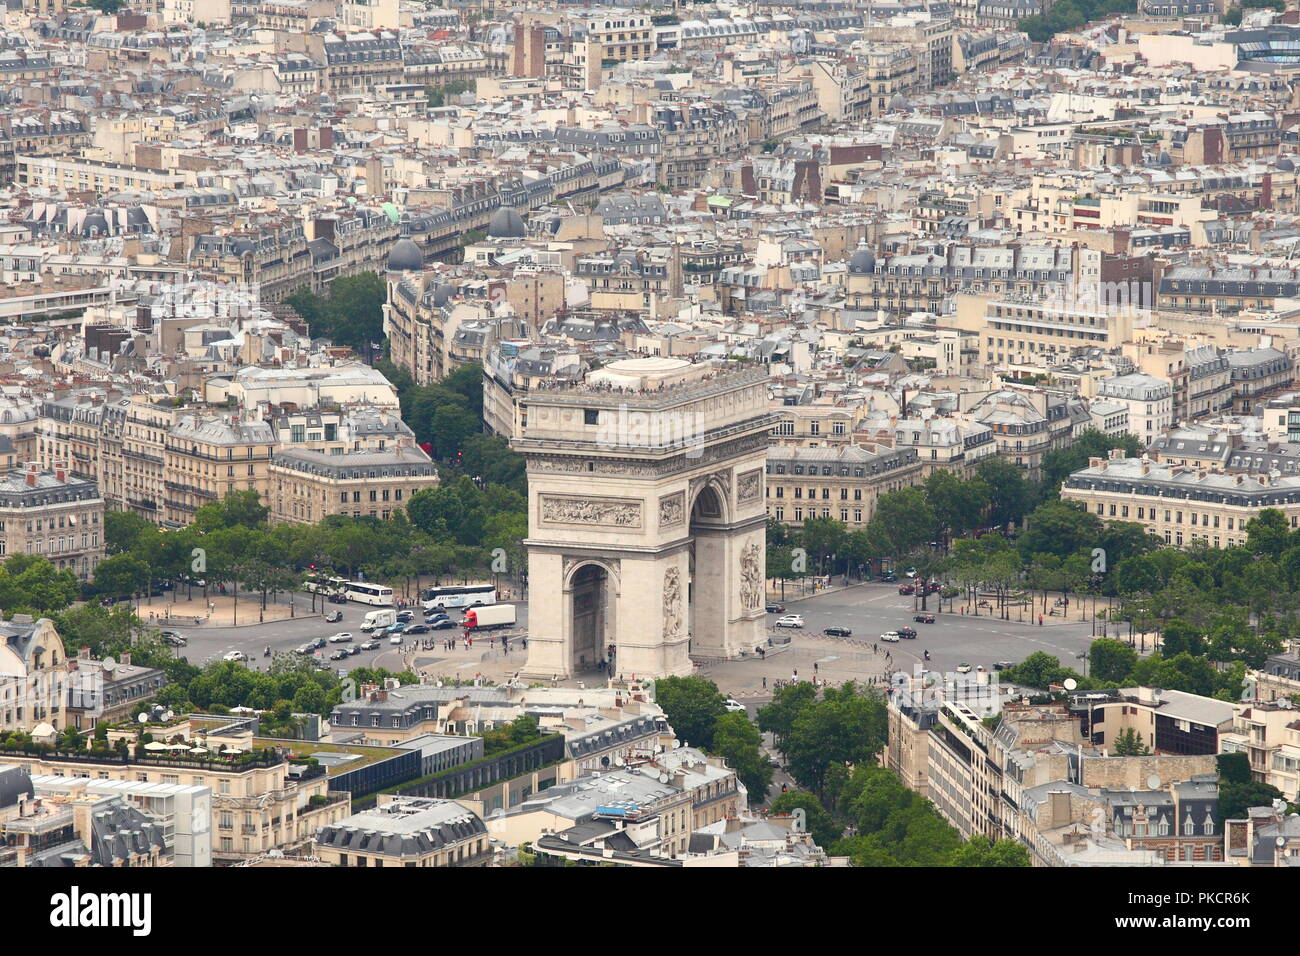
[264,646,271,658]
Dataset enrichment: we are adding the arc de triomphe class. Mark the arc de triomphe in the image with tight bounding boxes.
[511,358,771,680]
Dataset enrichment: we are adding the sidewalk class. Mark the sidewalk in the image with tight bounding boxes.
[136,594,298,628]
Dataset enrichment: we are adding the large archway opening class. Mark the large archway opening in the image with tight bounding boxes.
[688,485,727,656]
[570,563,611,674]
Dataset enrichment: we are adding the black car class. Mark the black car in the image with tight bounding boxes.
[406,624,430,635]
[430,618,457,630]
[360,640,380,651]
[993,660,1016,671]
[330,649,348,661]
[914,614,935,624]
[823,626,852,637]
[897,627,918,639]
[880,572,896,582]
[765,603,786,613]
[328,593,348,604]
[346,645,361,656]
[396,610,415,623]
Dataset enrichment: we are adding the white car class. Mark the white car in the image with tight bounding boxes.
[880,631,901,643]
[328,632,353,643]
[223,650,248,662]
[775,615,804,628]
[389,634,403,645]
[956,662,972,674]
[724,698,746,713]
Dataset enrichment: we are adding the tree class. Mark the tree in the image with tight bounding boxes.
[653,676,727,750]
[1217,752,1252,786]
[1245,509,1292,559]
[711,712,772,803]
[923,469,989,540]
[1112,728,1150,756]
[948,835,1032,867]
[105,510,154,555]
[1218,780,1285,824]
[0,556,81,615]
[783,683,886,798]
[194,489,268,532]
[1088,637,1137,683]
[92,553,151,601]
[757,681,818,754]
[767,790,841,849]
[1017,499,1104,562]
[869,487,936,558]
[976,457,1033,528]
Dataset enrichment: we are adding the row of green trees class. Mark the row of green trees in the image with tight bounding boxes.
[1018,0,1136,42]
[651,676,1029,865]
[768,429,1144,582]
[286,272,387,361]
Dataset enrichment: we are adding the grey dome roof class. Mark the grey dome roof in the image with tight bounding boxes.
[848,242,876,274]
[1279,156,1295,172]
[487,205,526,239]
[387,238,424,271]
[431,283,456,307]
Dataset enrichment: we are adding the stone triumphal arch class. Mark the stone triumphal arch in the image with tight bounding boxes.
[512,358,771,679]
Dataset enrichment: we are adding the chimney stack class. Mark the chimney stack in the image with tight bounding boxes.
[25,462,39,487]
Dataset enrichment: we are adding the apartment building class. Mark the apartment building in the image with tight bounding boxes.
[955,294,1138,369]
[764,445,922,529]
[891,416,997,477]
[1227,347,1293,413]
[1095,373,1172,444]
[163,414,276,527]
[966,387,1091,474]
[1219,700,1300,802]
[0,617,69,735]
[267,445,439,525]
[315,796,491,867]
[14,155,185,193]
[648,102,746,191]
[0,465,104,579]
[571,13,653,89]
[1061,453,1300,549]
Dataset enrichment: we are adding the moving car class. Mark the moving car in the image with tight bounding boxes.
[904,568,917,578]
[406,623,430,635]
[880,631,901,643]
[389,634,403,645]
[914,614,935,624]
[386,622,408,635]
[396,610,415,623]
[328,632,353,643]
[897,627,917,639]
[724,698,747,713]
[927,583,942,593]
[897,584,915,595]
[223,650,248,662]
[328,593,348,604]
[765,603,786,613]
[346,645,361,656]
[330,649,348,661]
[296,643,314,655]
[775,615,804,628]
[360,640,380,651]
[956,662,972,674]
[993,660,1016,671]
[325,610,343,623]
[823,625,852,637]
[161,632,187,647]
[310,637,327,650]
[424,613,449,625]
[880,571,896,582]
[430,618,457,630]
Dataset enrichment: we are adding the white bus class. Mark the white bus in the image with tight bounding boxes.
[345,581,394,606]
[306,574,347,595]
[421,584,497,612]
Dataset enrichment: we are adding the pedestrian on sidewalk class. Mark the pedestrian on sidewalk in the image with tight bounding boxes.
[1039,615,1043,626]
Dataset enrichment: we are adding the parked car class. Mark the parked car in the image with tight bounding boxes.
[880,631,901,643]
[223,650,248,662]
[897,627,917,639]
[360,640,380,651]
[775,615,804,628]
[914,614,935,624]
[324,610,343,623]
[956,662,972,674]
[765,603,786,613]
[897,584,915,595]
[904,568,917,578]
[405,624,430,635]
[880,571,896,582]
[993,660,1016,671]
[328,632,353,643]
[823,625,852,637]
[161,632,187,647]
[330,649,348,661]
[723,698,747,713]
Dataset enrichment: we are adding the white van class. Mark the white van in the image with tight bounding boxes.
[361,609,397,633]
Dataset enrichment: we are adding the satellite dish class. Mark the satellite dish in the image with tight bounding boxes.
[138,713,149,723]
[1062,678,1078,691]
[1146,774,1162,790]
[671,739,680,749]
